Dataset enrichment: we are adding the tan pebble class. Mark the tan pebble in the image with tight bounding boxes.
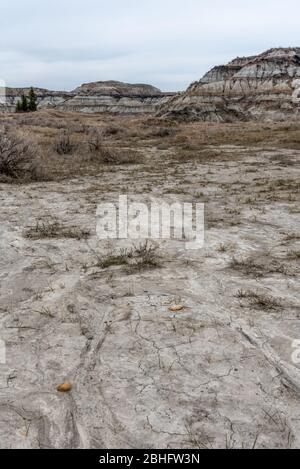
[168,305,184,312]
[57,381,72,393]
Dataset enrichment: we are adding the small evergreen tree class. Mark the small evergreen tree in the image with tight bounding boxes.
[15,100,22,113]
[28,87,37,112]
[21,94,29,112]
[15,88,38,113]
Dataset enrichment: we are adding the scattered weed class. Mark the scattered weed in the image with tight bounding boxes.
[25,219,90,240]
[97,241,160,273]
[236,290,282,310]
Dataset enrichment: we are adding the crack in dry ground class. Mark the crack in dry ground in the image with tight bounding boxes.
[0,115,300,448]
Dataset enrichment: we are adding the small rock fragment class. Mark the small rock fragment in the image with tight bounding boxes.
[57,381,72,393]
[168,305,184,312]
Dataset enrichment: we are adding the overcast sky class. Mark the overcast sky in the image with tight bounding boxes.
[0,0,299,91]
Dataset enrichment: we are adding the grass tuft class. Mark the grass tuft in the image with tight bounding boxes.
[25,219,91,240]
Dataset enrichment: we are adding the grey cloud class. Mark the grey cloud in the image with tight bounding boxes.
[0,0,299,91]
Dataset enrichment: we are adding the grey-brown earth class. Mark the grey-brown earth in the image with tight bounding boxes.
[0,112,299,448]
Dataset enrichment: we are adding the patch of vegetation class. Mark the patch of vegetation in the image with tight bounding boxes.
[33,306,55,318]
[24,219,91,240]
[87,134,117,163]
[129,241,160,271]
[287,250,300,260]
[87,131,141,165]
[283,233,300,242]
[0,130,42,182]
[97,250,129,269]
[217,243,231,253]
[54,132,75,155]
[148,127,178,138]
[230,255,292,277]
[102,125,124,137]
[235,289,282,310]
[97,241,160,272]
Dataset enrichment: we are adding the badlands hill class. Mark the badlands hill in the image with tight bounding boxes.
[1,81,174,114]
[2,48,300,120]
[159,48,300,122]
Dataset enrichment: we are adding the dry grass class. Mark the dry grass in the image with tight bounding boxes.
[86,129,141,164]
[217,243,231,253]
[24,219,91,240]
[0,110,299,184]
[147,127,178,138]
[287,250,300,260]
[236,290,283,310]
[97,241,160,272]
[54,132,75,155]
[283,233,300,242]
[86,141,141,165]
[97,250,129,269]
[230,255,292,277]
[0,129,44,182]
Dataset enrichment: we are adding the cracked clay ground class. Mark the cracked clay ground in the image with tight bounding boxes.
[0,115,300,448]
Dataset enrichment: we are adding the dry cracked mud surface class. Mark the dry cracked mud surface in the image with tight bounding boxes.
[0,115,300,448]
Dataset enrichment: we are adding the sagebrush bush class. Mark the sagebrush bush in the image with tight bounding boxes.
[88,134,117,163]
[97,241,160,272]
[0,130,42,182]
[87,130,137,164]
[88,130,104,154]
[54,132,74,155]
[102,125,124,137]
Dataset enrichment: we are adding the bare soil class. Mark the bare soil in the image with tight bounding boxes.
[0,111,299,448]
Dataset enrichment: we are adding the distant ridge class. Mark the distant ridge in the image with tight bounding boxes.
[0,80,175,115]
[159,48,300,122]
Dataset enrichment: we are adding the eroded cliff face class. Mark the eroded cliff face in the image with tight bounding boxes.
[159,48,300,122]
[0,81,174,115]
[59,81,174,114]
